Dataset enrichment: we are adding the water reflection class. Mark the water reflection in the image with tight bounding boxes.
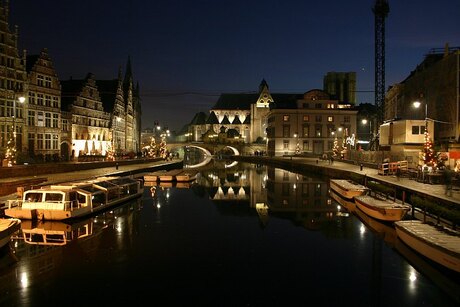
[0,162,459,306]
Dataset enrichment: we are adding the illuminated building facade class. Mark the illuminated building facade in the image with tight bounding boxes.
[266,90,358,156]
[0,2,27,160]
[25,48,62,161]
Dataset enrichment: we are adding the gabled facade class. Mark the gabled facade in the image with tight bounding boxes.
[61,73,111,158]
[25,48,62,160]
[0,1,27,161]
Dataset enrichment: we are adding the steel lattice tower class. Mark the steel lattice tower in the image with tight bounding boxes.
[373,0,389,129]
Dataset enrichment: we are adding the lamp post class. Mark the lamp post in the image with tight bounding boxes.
[361,118,372,149]
[413,100,428,134]
[13,94,25,152]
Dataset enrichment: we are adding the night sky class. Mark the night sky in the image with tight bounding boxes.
[8,0,460,132]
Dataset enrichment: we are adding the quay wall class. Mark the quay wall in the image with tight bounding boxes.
[0,158,164,179]
[232,155,459,209]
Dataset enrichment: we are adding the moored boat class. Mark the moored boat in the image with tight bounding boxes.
[395,220,460,273]
[354,194,411,222]
[175,170,198,182]
[0,218,21,249]
[330,189,356,213]
[4,176,144,221]
[329,179,368,200]
[144,170,166,182]
[158,169,183,182]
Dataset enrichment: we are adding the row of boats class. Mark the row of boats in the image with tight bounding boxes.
[1,168,200,250]
[330,178,460,274]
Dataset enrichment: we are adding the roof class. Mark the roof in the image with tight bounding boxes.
[190,112,207,125]
[206,111,219,124]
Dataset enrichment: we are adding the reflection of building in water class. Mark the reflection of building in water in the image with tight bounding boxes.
[266,167,337,229]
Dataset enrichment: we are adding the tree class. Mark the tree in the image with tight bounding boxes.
[422,130,436,166]
[332,137,340,157]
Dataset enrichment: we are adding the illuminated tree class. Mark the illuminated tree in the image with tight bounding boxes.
[422,130,436,166]
[106,141,115,161]
[332,137,340,157]
[4,137,16,166]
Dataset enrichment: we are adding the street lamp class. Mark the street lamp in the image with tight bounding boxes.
[361,118,372,149]
[413,100,428,134]
[13,95,25,151]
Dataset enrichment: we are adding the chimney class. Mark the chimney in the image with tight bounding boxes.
[444,43,450,57]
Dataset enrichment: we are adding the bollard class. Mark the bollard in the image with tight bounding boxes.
[360,163,363,171]
[316,159,318,164]
[116,162,119,170]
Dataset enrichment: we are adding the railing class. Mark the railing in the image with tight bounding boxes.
[7,199,80,211]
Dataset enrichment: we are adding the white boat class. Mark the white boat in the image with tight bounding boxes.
[175,170,198,182]
[4,176,144,221]
[329,179,368,200]
[0,218,21,249]
[354,194,411,222]
[395,220,460,273]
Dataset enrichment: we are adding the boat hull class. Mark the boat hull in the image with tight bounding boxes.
[0,218,21,249]
[395,220,460,273]
[355,196,410,222]
[329,179,368,200]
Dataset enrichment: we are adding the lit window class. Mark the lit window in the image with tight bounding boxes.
[327,116,333,122]
[283,115,290,122]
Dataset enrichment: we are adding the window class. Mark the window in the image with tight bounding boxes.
[344,116,350,123]
[37,112,44,127]
[52,96,59,108]
[53,114,59,128]
[303,115,309,121]
[52,134,58,149]
[45,134,51,149]
[327,116,333,122]
[302,125,309,137]
[303,141,309,151]
[412,126,425,134]
[328,141,333,150]
[45,113,51,127]
[62,119,70,131]
[283,140,289,149]
[315,103,322,109]
[37,133,43,149]
[37,75,44,87]
[283,125,290,138]
[283,115,289,122]
[45,76,52,88]
[28,111,35,126]
[302,103,309,108]
[37,94,44,106]
[315,115,322,122]
[45,95,51,107]
[315,125,322,137]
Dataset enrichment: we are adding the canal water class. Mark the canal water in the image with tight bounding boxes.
[0,161,459,306]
